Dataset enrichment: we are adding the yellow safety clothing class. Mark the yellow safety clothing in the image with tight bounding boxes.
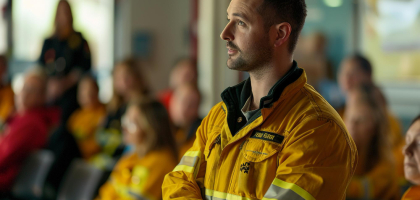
[162,62,357,200]
[98,148,177,200]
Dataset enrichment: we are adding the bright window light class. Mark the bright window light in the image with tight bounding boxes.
[0,0,7,54]
[324,0,344,8]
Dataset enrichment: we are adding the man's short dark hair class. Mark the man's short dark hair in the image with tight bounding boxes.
[257,0,307,53]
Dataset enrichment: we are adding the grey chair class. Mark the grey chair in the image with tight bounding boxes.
[12,150,55,200]
[56,159,104,200]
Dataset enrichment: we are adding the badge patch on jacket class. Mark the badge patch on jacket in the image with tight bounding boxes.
[250,131,284,144]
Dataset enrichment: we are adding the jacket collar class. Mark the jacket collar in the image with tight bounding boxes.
[222,60,302,111]
[221,61,303,135]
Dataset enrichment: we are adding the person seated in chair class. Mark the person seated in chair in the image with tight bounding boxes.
[0,68,60,193]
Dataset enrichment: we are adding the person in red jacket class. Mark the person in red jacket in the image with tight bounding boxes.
[0,68,60,193]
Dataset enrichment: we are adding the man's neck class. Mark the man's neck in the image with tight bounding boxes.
[249,59,294,110]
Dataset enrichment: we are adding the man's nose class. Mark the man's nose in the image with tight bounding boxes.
[220,23,234,41]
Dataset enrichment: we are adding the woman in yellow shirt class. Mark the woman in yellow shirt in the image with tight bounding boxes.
[97,99,178,200]
[402,115,420,200]
[68,75,106,159]
[344,85,399,200]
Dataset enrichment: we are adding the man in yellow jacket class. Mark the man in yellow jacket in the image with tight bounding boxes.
[162,0,358,199]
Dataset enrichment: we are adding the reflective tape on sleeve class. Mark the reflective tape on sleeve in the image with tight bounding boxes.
[172,151,202,178]
[262,178,316,200]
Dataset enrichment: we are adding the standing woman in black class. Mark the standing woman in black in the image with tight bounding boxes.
[39,0,91,122]
[39,1,91,198]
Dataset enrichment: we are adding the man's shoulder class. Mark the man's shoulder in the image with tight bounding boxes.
[206,101,227,121]
[296,83,344,125]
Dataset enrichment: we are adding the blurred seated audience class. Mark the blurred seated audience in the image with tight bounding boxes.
[402,115,420,199]
[0,68,60,193]
[295,32,344,108]
[169,83,202,158]
[96,99,177,200]
[344,85,399,200]
[40,0,91,123]
[67,74,106,160]
[92,58,149,170]
[158,57,198,112]
[339,54,405,182]
[0,55,14,127]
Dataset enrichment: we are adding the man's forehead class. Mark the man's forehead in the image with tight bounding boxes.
[227,0,264,14]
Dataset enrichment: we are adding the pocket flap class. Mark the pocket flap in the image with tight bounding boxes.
[243,131,284,162]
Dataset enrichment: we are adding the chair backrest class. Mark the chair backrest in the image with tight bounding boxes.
[12,150,55,199]
[57,159,104,200]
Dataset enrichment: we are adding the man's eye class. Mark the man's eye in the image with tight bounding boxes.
[238,21,245,26]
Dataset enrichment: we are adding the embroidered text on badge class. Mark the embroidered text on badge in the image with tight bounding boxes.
[251,131,284,144]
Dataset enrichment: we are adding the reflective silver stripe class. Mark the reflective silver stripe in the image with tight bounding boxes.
[361,178,371,200]
[205,196,225,200]
[205,189,258,200]
[263,183,306,200]
[178,155,199,167]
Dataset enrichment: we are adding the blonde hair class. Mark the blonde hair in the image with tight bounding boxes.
[354,84,393,170]
[130,99,178,159]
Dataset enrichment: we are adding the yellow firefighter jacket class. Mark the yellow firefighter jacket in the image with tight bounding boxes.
[162,62,358,200]
[98,148,177,200]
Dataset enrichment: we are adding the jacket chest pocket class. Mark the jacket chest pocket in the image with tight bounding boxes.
[233,137,283,199]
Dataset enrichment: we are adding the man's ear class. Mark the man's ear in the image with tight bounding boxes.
[273,22,292,48]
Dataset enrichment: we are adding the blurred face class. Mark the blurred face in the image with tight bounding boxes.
[113,65,136,96]
[122,106,145,146]
[403,119,420,185]
[339,59,371,94]
[78,78,99,108]
[344,96,376,150]
[169,86,200,127]
[46,77,64,103]
[169,61,197,89]
[220,0,273,71]
[16,76,46,112]
[55,2,73,38]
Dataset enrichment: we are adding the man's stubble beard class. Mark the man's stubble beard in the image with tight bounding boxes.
[226,36,273,73]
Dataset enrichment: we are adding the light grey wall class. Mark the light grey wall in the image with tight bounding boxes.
[129,0,191,94]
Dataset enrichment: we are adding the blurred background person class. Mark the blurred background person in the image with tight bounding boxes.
[96,99,177,200]
[338,54,405,184]
[0,55,14,128]
[39,0,91,123]
[158,57,198,112]
[35,1,91,197]
[0,68,59,194]
[296,32,344,109]
[402,115,420,199]
[344,84,399,200]
[169,83,202,158]
[92,58,149,170]
[67,74,106,160]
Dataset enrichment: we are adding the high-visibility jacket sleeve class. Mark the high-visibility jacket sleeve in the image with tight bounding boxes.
[263,116,357,200]
[162,110,212,199]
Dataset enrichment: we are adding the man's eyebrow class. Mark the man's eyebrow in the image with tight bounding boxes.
[227,12,250,22]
